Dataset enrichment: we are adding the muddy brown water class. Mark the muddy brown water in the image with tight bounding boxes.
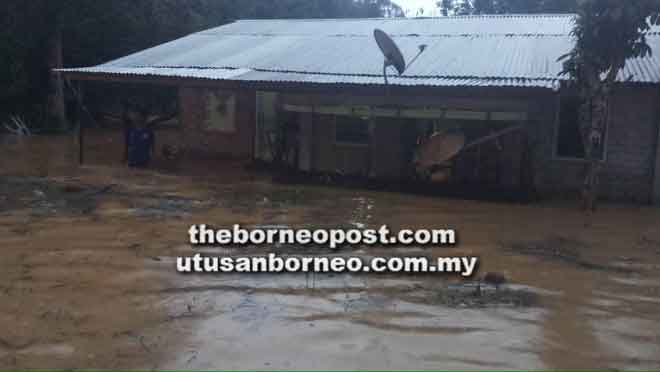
[1,132,660,370]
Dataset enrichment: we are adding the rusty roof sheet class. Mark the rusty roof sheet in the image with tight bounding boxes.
[59,15,660,89]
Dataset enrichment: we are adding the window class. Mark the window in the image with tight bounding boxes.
[205,90,236,133]
[555,95,606,160]
[335,116,370,145]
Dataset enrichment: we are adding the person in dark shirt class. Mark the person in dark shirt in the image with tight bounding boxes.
[124,108,155,168]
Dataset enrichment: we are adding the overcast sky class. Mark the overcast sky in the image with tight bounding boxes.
[393,0,441,17]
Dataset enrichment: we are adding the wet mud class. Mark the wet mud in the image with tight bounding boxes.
[1,132,660,370]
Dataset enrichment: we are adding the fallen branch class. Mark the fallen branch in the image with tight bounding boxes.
[3,115,31,136]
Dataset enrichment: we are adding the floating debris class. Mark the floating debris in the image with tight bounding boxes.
[502,236,634,273]
[440,282,539,308]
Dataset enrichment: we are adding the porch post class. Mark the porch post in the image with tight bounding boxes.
[520,120,535,201]
[298,111,313,172]
[653,89,660,205]
[77,82,84,165]
[653,121,660,205]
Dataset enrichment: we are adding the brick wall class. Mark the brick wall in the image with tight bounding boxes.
[177,85,659,202]
[178,87,255,159]
[308,115,407,178]
[533,86,660,203]
[602,87,659,202]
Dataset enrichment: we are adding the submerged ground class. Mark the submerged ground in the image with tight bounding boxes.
[1,133,660,370]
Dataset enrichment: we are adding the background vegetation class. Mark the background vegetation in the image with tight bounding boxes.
[0,0,404,131]
[435,0,576,15]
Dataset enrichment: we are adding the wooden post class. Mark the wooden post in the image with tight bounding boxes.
[77,82,84,165]
[311,106,316,171]
[49,26,67,131]
[367,118,375,178]
[653,119,660,205]
[519,122,535,201]
[252,90,259,162]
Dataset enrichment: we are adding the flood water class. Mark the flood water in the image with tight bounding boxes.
[1,132,660,370]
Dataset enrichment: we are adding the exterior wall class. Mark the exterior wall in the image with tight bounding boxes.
[306,115,407,178]
[301,87,660,203]
[179,86,255,159]
[370,118,408,179]
[534,86,660,203]
[284,91,534,180]
[312,114,337,173]
[655,127,660,204]
[603,87,659,202]
[181,84,659,203]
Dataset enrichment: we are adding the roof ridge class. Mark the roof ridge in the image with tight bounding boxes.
[235,13,576,22]
[60,65,564,82]
[197,31,569,37]
[111,65,563,81]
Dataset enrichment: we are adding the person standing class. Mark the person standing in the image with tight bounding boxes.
[124,108,155,168]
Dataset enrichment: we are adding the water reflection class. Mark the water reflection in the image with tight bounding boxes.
[2,133,660,370]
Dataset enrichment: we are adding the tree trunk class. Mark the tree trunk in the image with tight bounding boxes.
[48,26,67,132]
[580,85,609,212]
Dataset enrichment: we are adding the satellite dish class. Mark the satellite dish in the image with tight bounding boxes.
[374,29,406,85]
[415,131,466,173]
[374,29,427,88]
[374,29,406,75]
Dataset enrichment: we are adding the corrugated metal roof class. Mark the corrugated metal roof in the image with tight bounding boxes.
[61,66,561,90]
[62,66,251,80]
[59,15,660,89]
[198,15,577,37]
[235,70,562,89]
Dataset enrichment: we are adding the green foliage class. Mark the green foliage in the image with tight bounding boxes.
[557,0,660,210]
[559,0,660,85]
[1,2,47,109]
[243,0,403,19]
[436,0,577,15]
[0,0,402,126]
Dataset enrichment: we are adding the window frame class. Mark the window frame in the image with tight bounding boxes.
[552,93,609,163]
[204,89,237,134]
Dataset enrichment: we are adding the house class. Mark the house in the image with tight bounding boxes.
[58,15,660,204]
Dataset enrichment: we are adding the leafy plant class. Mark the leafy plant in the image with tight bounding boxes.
[436,0,577,15]
[558,0,660,210]
[0,0,403,129]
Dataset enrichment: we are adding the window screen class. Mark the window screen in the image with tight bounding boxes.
[335,116,370,145]
[555,96,606,160]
